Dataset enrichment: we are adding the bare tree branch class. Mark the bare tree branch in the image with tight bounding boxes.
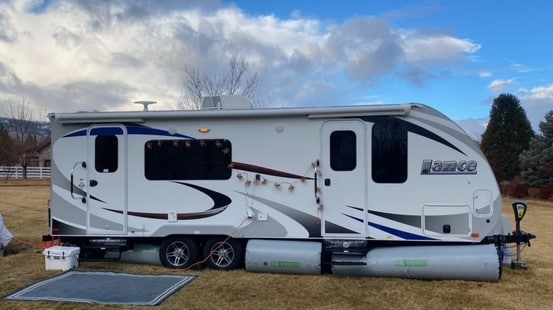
[181,65,204,109]
[227,54,246,95]
[4,97,44,178]
[179,53,260,109]
[241,72,260,100]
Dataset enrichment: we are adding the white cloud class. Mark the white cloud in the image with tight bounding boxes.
[295,80,336,103]
[518,84,553,131]
[11,0,43,12]
[0,0,484,116]
[401,33,481,64]
[488,78,517,93]
[479,71,491,78]
[502,58,533,74]
[520,84,553,101]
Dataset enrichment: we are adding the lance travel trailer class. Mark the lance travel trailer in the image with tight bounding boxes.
[45,96,535,281]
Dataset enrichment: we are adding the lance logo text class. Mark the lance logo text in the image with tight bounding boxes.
[421,160,478,175]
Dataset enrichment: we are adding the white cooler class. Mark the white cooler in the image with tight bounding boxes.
[43,246,80,271]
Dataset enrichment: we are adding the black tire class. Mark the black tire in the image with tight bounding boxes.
[159,237,198,269]
[203,238,243,270]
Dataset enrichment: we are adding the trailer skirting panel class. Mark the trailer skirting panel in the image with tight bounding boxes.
[332,244,501,282]
[245,240,322,275]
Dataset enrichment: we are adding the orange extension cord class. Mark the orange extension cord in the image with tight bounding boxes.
[11,235,60,251]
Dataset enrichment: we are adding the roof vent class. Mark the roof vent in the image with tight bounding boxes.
[201,95,252,110]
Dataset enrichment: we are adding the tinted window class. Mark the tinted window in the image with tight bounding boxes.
[145,139,232,180]
[372,120,407,183]
[95,135,118,173]
[330,131,356,171]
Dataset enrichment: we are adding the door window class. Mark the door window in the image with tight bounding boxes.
[330,130,356,171]
[95,135,118,173]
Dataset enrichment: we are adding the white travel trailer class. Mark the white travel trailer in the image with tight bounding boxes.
[46,96,534,281]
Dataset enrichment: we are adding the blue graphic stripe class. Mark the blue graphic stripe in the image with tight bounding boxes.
[343,213,435,241]
[63,126,193,139]
[343,213,363,223]
[90,127,123,135]
[127,126,192,138]
[63,129,87,137]
[369,221,436,240]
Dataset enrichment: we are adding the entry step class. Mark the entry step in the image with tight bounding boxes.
[331,253,367,266]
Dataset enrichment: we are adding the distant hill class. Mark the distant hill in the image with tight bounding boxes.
[456,118,487,142]
[0,117,51,140]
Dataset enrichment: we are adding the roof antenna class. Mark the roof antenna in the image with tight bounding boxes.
[134,101,156,111]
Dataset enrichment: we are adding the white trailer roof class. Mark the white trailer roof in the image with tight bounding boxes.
[49,104,413,124]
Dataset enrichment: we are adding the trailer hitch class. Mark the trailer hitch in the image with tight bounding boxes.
[510,202,533,269]
[484,202,536,269]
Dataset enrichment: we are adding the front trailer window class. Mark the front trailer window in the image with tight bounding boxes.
[372,120,408,183]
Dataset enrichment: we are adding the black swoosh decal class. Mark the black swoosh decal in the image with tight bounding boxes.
[230,162,314,180]
[368,210,421,228]
[103,182,231,220]
[174,182,232,208]
[325,221,358,234]
[104,207,227,220]
[361,116,466,156]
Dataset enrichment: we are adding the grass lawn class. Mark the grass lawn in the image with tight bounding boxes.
[1,180,551,309]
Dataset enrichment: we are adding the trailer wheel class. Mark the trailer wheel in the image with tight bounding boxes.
[203,238,243,270]
[159,237,198,269]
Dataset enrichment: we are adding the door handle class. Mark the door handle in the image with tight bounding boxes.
[89,180,98,187]
[70,161,87,199]
[324,178,331,186]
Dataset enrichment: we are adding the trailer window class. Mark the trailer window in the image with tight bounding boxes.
[144,139,232,180]
[95,135,118,173]
[372,120,407,183]
[330,131,356,171]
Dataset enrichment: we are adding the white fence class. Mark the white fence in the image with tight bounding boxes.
[0,166,51,179]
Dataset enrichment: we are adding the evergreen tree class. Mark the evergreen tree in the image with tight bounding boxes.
[520,111,553,187]
[0,125,16,165]
[480,93,534,181]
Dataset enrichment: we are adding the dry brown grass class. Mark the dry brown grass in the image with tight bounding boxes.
[1,181,552,310]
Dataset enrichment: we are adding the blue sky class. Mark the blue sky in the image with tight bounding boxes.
[229,0,553,132]
[0,0,552,137]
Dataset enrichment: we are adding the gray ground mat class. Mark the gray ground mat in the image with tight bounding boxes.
[4,271,196,306]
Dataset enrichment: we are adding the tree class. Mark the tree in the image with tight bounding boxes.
[0,125,16,166]
[480,93,534,182]
[179,53,260,109]
[4,97,43,178]
[520,110,553,187]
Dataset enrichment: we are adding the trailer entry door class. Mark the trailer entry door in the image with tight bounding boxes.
[86,125,127,235]
[321,120,367,237]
